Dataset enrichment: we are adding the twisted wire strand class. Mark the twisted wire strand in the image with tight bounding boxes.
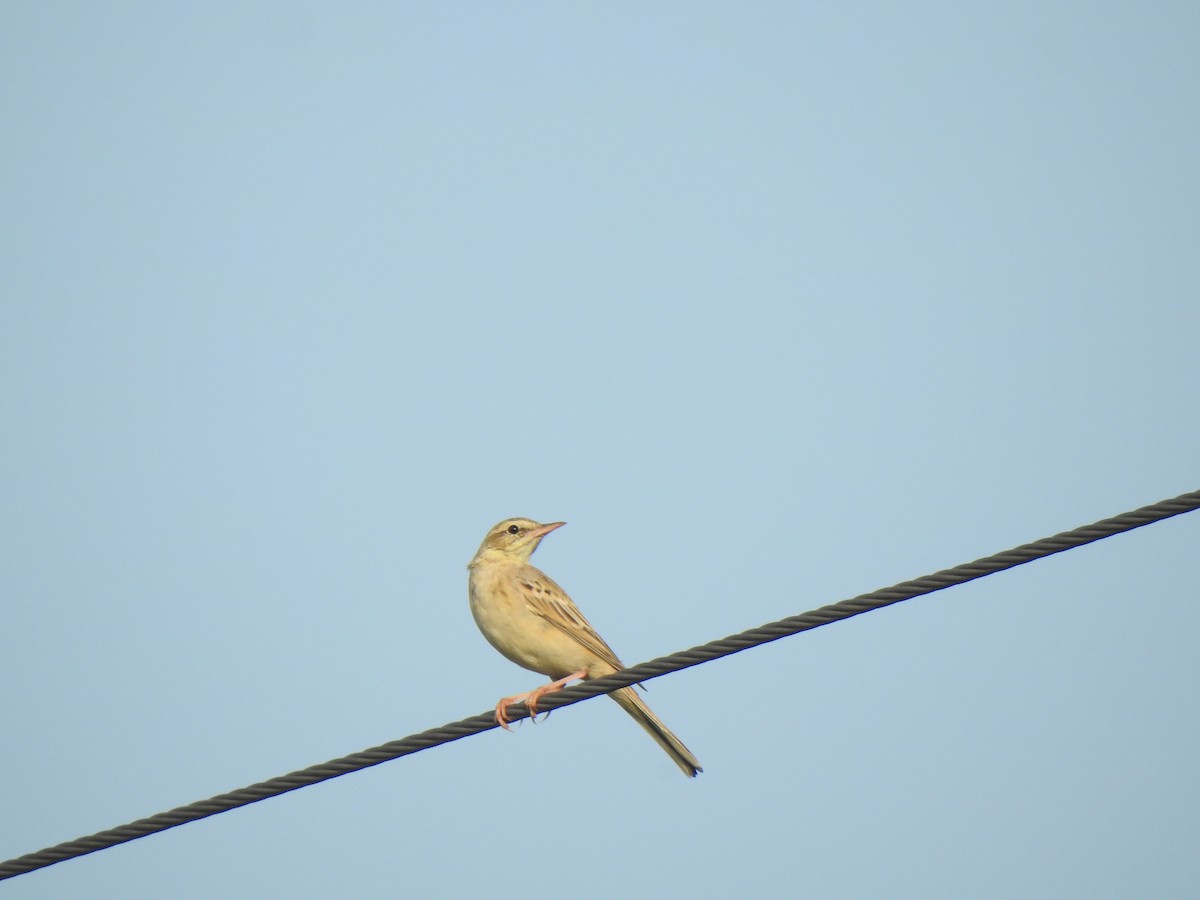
[3,488,1197,881]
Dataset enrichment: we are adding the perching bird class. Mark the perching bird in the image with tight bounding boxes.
[467,517,702,777]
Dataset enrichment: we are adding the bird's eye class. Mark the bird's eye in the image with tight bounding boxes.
[507,524,521,535]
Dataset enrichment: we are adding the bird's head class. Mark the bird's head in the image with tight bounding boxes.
[470,517,565,566]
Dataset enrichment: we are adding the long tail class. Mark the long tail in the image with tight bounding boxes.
[610,687,702,777]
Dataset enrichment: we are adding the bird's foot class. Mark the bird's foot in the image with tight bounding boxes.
[494,670,588,729]
[494,692,532,731]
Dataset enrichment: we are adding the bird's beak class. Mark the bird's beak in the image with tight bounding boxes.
[531,521,566,539]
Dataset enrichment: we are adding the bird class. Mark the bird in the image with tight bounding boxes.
[467,517,702,777]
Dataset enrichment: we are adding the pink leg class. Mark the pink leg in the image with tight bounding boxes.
[525,669,588,720]
[493,669,588,729]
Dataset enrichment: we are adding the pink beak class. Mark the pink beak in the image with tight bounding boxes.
[530,521,566,539]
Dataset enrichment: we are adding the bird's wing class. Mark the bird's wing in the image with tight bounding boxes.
[517,570,624,671]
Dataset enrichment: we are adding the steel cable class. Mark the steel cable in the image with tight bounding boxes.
[3,488,1197,881]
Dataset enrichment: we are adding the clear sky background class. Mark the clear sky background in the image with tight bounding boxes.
[2,4,1198,898]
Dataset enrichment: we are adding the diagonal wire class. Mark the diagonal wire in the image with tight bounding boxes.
[2,488,1198,881]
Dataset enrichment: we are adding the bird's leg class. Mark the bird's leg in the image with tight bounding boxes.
[525,669,588,722]
[493,669,588,729]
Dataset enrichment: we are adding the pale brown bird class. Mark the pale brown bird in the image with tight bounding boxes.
[467,517,702,777]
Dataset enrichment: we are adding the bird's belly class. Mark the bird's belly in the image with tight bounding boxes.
[469,585,587,679]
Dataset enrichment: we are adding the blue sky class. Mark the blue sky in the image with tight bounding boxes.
[2,3,1198,898]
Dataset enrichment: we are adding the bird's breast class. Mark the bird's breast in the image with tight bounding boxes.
[468,564,587,679]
